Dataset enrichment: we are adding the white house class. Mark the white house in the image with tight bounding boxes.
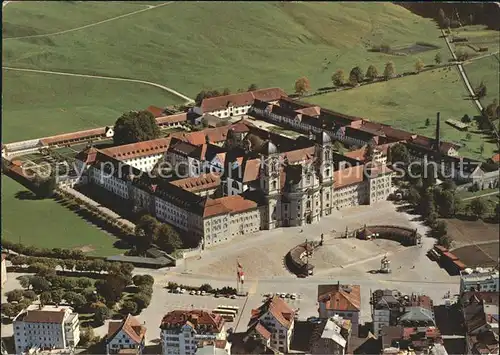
[194,88,286,118]
[248,296,295,353]
[460,268,500,293]
[160,310,226,355]
[13,305,80,354]
[106,314,146,355]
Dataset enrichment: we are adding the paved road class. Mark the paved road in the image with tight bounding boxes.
[3,2,173,40]
[2,66,194,104]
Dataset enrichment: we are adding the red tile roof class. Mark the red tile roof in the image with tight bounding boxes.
[242,159,261,182]
[101,138,171,160]
[333,165,365,189]
[318,284,361,311]
[146,105,165,118]
[492,154,500,163]
[199,88,286,113]
[281,147,316,164]
[255,322,271,340]
[344,147,366,161]
[107,314,146,344]
[251,296,295,329]
[170,173,221,192]
[160,310,224,333]
[22,310,67,323]
[203,195,258,218]
[40,127,108,146]
[156,113,187,125]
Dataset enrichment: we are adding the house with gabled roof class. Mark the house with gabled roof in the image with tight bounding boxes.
[106,314,146,355]
[194,88,286,118]
[318,283,361,336]
[160,310,226,355]
[248,296,296,353]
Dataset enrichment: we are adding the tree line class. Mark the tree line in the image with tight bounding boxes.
[293,55,443,96]
[389,143,500,248]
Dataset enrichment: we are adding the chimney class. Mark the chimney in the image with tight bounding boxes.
[435,112,441,152]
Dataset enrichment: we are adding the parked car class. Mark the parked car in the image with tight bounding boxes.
[180,289,186,294]
[291,293,297,300]
[215,294,220,298]
[201,291,206,296]
[190,290,196,295]
[279,293,286,298]
[230,295,236,299]
[285,293,291,298]
[196,290,201,295]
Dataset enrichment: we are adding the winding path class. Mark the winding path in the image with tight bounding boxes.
[3,1,174,40]
[2,66,194,103]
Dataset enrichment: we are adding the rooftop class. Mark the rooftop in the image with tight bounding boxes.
[107,314,146,344]
[318,284,361,311]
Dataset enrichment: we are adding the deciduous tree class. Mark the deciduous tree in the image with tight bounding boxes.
[113,110,160,145]
[415,59,425,73]
[383,61,395,80]
[468,199,489,220]
[349,66,364,85]
[121,301,138,315]
[6,289,23,303]
[294,77,311,95]
[365,65,378,81]
[331,70,345,87]
[40,292,52,306]
[93,305,111,325]
[434,53,442,65]
[156,224,182,253]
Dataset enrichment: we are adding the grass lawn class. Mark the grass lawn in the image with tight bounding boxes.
[2,1,147,38]
[2,70,185,143]
[3,2,445,97]
[450,25,500,57]
[1,175,122,257]
[457,188,499,200]
[304,67,497,160]
[464,55,500,107]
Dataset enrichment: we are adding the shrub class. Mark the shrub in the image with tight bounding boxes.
[22,290,37,301]
[121,300,138,315]
[132,293,151,310]
[6,289,23,303]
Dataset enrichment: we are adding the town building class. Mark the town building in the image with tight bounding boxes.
[309,315,351,355]
[317,284,361,336]
[196,340,231,355]
[248,295,296,353]
[160,310,226,355]
[75,118,394,249]
[13,305,80,354]
[106,314,146,355]
[380,325,446,355]
[460,267,499,293]
[371,291,436,337]
[1,253,6,289]
[371,289,404,336]
[461,292,499,355]
[193,88,286,118]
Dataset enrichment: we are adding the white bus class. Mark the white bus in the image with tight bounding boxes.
[216,305,240,315]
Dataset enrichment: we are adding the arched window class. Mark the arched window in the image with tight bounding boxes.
[272,181,277,190]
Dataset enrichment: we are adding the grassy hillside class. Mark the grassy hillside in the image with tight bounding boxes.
[305,67,497,160]
[2,1,147,38]
[465,56,500,107]
[1,176,121,256]
[3,2,444,97]
[2,70,184,142]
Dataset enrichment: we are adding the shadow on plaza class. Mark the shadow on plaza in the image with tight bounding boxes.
[434,304,465,336]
